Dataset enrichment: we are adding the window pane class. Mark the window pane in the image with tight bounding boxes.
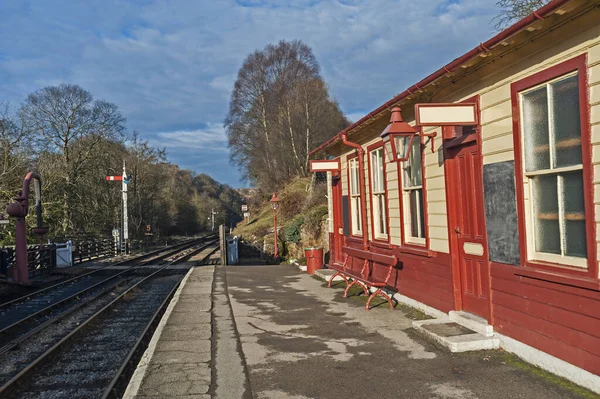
[371,152,379,192]
[561,171,586,258]
[410,140,422,186]
[378,150,385,192]
[353,197,361,232]
[403,140,422,188]
[350,160,358,195]
[378,194,387,235]
[522,87,550,172]
[532,175,560,255]
[551,75,581,168]
[410,189,425,238]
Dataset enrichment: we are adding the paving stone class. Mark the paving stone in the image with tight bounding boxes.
[155,339,211,354]
[151,348,211,364]
[173,300,211,313]
[139,362,210,396]
[160,324,211,341]
[167,311,211,325]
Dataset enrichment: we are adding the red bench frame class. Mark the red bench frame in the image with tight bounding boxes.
[327,246,398,310]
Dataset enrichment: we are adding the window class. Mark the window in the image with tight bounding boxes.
[401,138,425,245]
[518,70,587,267]
[349,157,362,235]
[370,147,387,239]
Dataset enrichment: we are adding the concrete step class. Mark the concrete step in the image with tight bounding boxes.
[314,268,345,282]
[449,311,494,337]
[413,318,500,352]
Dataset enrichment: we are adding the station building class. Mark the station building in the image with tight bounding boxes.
[310,0,600,390]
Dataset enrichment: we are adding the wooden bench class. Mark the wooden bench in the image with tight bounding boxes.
[327,246,398,310]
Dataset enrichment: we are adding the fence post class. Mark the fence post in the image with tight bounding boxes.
[219,225,227,265]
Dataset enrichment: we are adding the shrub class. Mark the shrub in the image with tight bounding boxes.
[303,204,328,238]
[304,181,328,211]
[283,216,304,243]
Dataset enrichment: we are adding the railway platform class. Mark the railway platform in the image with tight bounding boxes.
[123,264,597,399]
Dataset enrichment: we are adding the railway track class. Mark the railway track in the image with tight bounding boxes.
[0,239,219,399]
[0,236,213,331]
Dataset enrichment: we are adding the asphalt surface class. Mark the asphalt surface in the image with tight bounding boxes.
[127,264,597,398]
[225,264,596,399]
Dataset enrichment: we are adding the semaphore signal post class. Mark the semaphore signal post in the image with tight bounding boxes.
[106,160,131,254]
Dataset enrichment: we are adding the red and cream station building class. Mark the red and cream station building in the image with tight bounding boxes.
[310,0,600,391]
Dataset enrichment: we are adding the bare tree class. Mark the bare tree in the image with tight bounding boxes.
[225,40,348,191]
[493,0,551,30]
[0,102,34,204]
[19,84,126,233]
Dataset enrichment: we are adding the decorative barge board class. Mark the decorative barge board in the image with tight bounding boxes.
[309,0,600,392]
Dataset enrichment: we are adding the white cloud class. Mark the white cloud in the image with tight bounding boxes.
[0,0,501,186]
[150,124,228,151]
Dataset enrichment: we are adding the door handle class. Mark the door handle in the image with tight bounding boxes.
[455,226,460,234]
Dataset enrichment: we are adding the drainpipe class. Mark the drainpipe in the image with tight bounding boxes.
[340,133,369,251]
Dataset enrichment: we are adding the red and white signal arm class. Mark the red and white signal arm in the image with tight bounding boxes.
[105,175,123,181]
[309,159,340,172]
[415,103,479,126]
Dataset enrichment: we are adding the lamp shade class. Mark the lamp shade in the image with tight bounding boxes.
[380,107,418,162]
[269,193,279,210]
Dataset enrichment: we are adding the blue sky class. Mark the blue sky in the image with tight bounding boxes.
[0,0,501,187]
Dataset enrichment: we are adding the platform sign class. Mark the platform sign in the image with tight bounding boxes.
[309,159,340,172]
[241,204,248,212]
[415,103,478,126]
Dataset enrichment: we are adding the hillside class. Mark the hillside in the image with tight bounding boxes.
[233,176,329,262]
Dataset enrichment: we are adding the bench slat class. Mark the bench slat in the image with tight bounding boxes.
[342,246,397,266]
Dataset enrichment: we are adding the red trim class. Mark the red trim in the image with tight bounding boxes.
[345,152,361,239]
[443,95,490,318]
[511,54,598,281]
[309,0,574,156]
[397,127,430,249]
[515,267,600,291]
[367,142,391,244]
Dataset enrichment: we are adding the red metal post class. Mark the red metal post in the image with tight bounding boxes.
[6,172,48,284]
[273,211,278,258]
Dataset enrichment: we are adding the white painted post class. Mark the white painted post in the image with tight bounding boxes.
[122,160,128,254]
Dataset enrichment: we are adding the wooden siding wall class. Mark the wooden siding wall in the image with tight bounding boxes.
[332,16,600,376]
[453,24,600,376]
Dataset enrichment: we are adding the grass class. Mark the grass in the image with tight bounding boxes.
[499,351,600,398]
[233,177,314,238]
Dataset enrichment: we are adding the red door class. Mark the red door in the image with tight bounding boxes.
[331,174,344,264]
[448,141,490,319]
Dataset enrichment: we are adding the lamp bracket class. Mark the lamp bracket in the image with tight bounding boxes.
[417,131,437,153]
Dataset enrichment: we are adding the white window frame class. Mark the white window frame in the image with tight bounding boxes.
[519,71,586,268]
[402,138,426,246]
[349,157,362,236]
[370,148,388,240]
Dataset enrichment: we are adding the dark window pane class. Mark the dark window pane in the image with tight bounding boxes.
[409,189,425,238]
[551,75,581,168]
[561,171,586,257]
[532,175,560,254]
[522,87,550,172]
